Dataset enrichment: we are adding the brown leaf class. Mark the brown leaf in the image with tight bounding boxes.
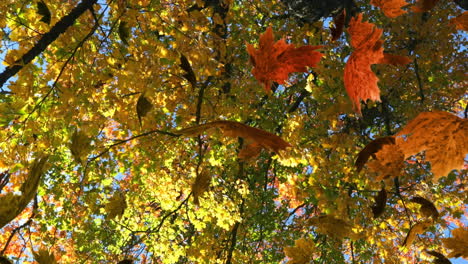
[378,54,412,65]
[105,191,127,220]
[238,142,262,160]
[450,11,468,31]
[412,0,440,12]
[118,21,130,45]
[136,94,153,126]
[70,130,91,164]
[192,170,211,205]
[355,136,396,173]
[366,142,405,181]
[33,248,57,264]
[402,219,432,248]
[246,27,323,92]
[331,10,346,41]
[396,111,468,181]
[176,121,291,157]
[410,196,439,218]
[371,0,408,18]
[0,256,12,264]
[371,188,387,218]
[180,54,197,87]
[441,226,468,258]
[425,251,451,264]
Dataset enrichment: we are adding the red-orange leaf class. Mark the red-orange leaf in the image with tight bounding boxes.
[371,0,408,18]
[412,0,440,12]
[344,14,410,113]
[247,27,323,92]
[450,11,468,31]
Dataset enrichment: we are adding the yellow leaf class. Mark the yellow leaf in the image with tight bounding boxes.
[441,226,468,259]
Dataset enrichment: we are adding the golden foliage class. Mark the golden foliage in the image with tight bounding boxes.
[371,0,408,18]
[0,156,48,228]
[396,111,468,181]
[33,248,57,264]
[441,226,468,259]
[191,170,211,205]
[284,237,315,264]
[402,219,432,248]
[105,191,127,220]
[176,121,291,158]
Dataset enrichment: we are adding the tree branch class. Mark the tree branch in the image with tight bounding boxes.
[0,0,98,88]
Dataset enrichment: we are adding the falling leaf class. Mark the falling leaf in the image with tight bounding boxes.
[344,14,410,113]
[371,0,408,18]
[180,54,197,87]
[402,219,432,248]
[33,248,57,264]
[396,111,468,181]
[371,188,387,218]
[70,130,91,164]
[309,215,359,239]
[450,11,468,31]
[118,21,130,45]
[378,54,412,65]
[331,10,346,41]
[425,250,451,264]
[442,226,468,258]
[176,120,291,157]
[0,156,48,228]
[105,191,127,220]
[410,196,439,218]
[36,0,51,25]
[0,256,12,264]
[117,260,134,264]
[366,142,405,181]
[246,27,323,92]
[355,136,396,173]
[192,170,211,205]
[412,0,440,12]
[238,142,263,160]
[284,237,315,264]
[136,94,153,126]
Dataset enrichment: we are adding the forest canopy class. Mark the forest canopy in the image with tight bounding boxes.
[0,0,467,263]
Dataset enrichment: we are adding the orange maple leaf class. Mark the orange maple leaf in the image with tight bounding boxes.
[247,27,323,92]
[344,14,411,113]
[450,11,468,31]
[371,0,408,18]
[412,0,440,12]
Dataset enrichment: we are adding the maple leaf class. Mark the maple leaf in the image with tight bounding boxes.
[176,120,291,157]
[105,191,127,220]
[378,54,412,66]
[412,0,440,12]
[344,14,410,113]
[309,215,359,240]
[0,156,48,229]
[246,27,323,92]
[410,196,439,219]
[238,142,262,160]
[396,111,468,181]
[402,219,432,248]
[331,10,346,41]
[284,237,315,264]
[450,11,468,31]
[180,54,197,87]
[70,130,91,164]
[33,248,57,264]
[0,256,12,264]
[441,226,468,259]
[118,21,130,45]
[371,188,387,218]
[136,94,153,126]
[191,170,211,205]
[366,143,405,181]
[425,251,451,264]
[371,0,408,18]
[355,136,396,173]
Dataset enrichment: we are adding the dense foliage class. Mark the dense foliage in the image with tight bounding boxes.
[0,0,467,263]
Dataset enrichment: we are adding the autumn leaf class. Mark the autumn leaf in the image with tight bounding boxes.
[176,120,291,157]
[192,170,211,205]
[396,111,468,181]
[36,0,51,25]
[331,10,346,41]
[371,188,387,218]
[402,219,432,248]
[378,54,412,66]
[309,215,359,240]
[105,191,127,220]
[238,142,262,160]
[0,156,48,228]
[441,226,468,259]
[344,14,410,113]
[450,11,468,31]
[371,0,408,18]
[425,250,451,264]
[284,237,315,264]
[0,256,12,264]
[366,142,405,181]
[180,54,197,87]
[136,94,153,126]
[33,248,57,264]
[246,27,323,92]
[355,136,396,173]
[412,0,440,12]
[410,196,439,219]
[70,130,91,164]
[118,21,130,45]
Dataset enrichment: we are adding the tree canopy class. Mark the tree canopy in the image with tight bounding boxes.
[0,0,467,263]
